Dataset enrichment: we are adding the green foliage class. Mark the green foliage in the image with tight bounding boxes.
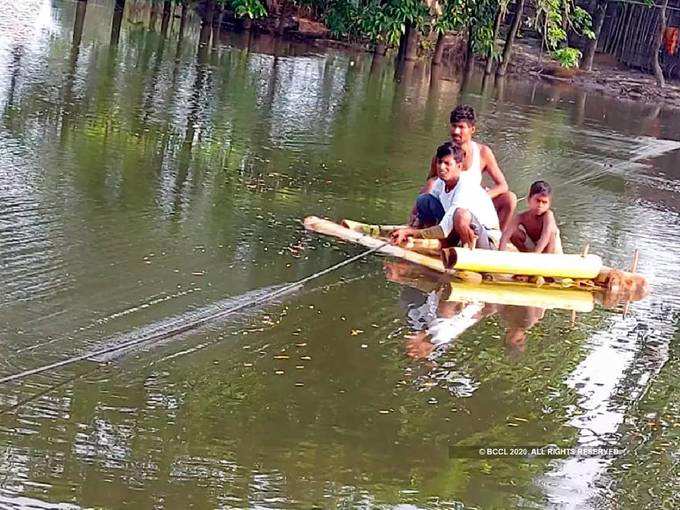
[325,0,431,44]
[571,6,594,39]
[359,3,404,45]
[231,0,268,19]
[534,0,594,68]
[465,0,499,58]
[551,46,581,68]
[432,0,466,35]
[325,0,361,38]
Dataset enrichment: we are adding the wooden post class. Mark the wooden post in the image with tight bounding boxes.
[630,249,640,273]
[622,249,640,318]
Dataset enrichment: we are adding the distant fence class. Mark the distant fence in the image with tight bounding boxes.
[599,0,680,78]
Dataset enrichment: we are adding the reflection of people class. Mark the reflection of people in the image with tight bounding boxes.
[391,142,501,249]
[393,267,491,359]
[500,180,563,254]
[498,305,545,355]
[403,299,489,360]
[386,261,548,360]
[427,105,517,230]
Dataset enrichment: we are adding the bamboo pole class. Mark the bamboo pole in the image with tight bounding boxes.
[305,216,455,275]
[340,219,405,236]
[441,246,603,278]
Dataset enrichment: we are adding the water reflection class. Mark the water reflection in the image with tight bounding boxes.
[386,260,602,361]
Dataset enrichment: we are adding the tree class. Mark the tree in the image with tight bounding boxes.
[160,0,172,37]
[582,0,607,71]
[652,0,669,87]
[484,3,506,75]
[497,0,525,76]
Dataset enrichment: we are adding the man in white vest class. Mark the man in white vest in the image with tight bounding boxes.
[426,104,516,231]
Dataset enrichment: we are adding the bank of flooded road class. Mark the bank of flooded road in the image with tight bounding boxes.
[0,1,679,508]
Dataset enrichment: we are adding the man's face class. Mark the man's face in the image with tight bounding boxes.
[528,193,551,215]
[437,155,462,182]
[450,120,475,144]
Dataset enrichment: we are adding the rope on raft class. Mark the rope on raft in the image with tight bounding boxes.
[0,242,388,387]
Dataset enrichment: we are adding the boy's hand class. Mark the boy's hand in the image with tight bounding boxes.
[390,228,413,245]
[458,225,476,247]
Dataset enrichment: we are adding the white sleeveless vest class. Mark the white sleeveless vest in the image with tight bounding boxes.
[459,141,482,186]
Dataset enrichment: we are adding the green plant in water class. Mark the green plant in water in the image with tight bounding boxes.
[552,46,581,68]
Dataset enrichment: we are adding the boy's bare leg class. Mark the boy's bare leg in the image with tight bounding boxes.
[545,229,563,254]
[510,227,532,253]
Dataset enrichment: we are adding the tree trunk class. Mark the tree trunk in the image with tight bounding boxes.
[403,22,419,61]
[72,0,88,50]
[497,0,526,77]
[485,5,504,75]
[110,0,125,46]
[652,0,668,87]
[432,32,446,66]
[178,2,188,41]
[277,1,288,35]
[463,28,475,85]
[374,43,387,56]
[212,5,223,50]
[199,0,214,47]
[160,0,172,37]
[583,0,607,71]
[149,2,158,31]
[397,25,407,60]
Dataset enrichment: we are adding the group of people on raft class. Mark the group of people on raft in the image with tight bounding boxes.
[390,104,562,255]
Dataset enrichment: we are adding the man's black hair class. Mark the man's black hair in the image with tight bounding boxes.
[449,104,476,126]
[435,142,464,164]
[529,180,552,197]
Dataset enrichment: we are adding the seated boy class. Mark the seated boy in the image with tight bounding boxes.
[392,142,501,250]
[499,180,563,254]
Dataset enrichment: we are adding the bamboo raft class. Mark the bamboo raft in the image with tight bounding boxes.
[304,216,649,307]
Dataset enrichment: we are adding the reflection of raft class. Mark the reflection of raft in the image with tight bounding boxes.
[446,281,594,312]
[384,261,594,312]
[304,216,649,306]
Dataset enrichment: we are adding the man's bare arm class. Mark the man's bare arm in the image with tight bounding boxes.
[480,145,509,199]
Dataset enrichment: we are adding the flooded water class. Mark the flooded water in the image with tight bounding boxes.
[1,0,679,508]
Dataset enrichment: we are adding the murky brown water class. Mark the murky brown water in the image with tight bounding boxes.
[0,1,679,508]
